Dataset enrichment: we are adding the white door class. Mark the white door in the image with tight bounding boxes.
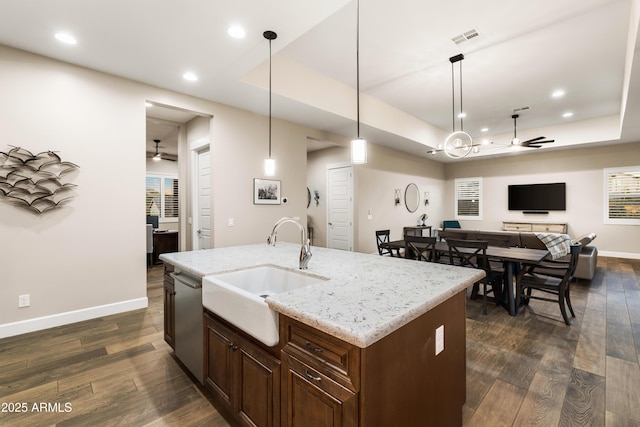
[194,148,211,249]
[327,166,353,251]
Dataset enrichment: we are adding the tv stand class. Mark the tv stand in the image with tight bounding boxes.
[503,221,567,233]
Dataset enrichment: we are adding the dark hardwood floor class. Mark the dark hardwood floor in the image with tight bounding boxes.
[0,257,638,426]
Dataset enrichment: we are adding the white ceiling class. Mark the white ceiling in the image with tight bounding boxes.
[1,0,638,162]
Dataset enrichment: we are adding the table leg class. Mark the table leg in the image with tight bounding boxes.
[505,261,516,316]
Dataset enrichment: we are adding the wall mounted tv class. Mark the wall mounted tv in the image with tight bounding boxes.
[508,182,566,212]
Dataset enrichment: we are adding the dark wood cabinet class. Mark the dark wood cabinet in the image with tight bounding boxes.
[163,264,175,349]
[166,268,467,427]
[204,312,281,427]
[280,290,467,427]
[153,230,178,264]
[281,352,358,427]
[280,318,359,427]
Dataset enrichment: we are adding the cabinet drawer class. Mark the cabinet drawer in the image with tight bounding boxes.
[503,222,531,231]
[281,352,358,427]
[531,223,566,233]
[281,317,360,392]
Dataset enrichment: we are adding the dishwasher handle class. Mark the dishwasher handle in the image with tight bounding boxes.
[170,272,202,289]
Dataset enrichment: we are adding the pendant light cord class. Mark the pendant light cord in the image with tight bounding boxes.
[451,62,455,133]
[459,60,463,132]
[268,38,272,158]
[356,0,361,139]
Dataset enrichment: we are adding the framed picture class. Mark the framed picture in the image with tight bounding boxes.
[254,178,281,205]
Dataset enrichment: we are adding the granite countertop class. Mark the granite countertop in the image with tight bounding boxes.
[160,243,484,348]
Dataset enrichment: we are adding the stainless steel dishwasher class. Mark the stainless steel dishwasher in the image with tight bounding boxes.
[170,270,203,383]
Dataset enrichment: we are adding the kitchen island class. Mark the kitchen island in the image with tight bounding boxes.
[161,243,484,427]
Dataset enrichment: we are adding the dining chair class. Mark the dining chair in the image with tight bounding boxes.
[446,238,503,315]
[516,243,582,325]
[404,235,437,262]
[376,229,399,257]
[475,232,514,276]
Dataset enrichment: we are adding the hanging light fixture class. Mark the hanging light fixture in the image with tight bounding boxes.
[443,54,473,158]
[263,30,277,176]
[351,0,367,164]
[429,54,476,158]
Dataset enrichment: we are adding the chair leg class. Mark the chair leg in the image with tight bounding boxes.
[559,298,571,325]
[482,282,488,315]
[565,287,575,318]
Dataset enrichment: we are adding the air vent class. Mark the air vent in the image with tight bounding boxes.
[452,28,480,45]
[513,106,531,113]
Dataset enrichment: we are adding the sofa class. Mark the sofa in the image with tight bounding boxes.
[438,229,597,280]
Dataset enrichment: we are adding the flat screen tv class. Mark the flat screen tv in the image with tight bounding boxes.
[508,183,566,212]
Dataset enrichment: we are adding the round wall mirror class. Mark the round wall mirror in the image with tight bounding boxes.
[405,183,420,213]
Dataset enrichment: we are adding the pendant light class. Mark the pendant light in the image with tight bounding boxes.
[263,30,277,176]
[443,54,473,159]
[351,0,367,164]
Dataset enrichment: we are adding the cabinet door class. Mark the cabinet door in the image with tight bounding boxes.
[163,277,175,348]
[204,316,234,408]
[281,352,357,427]
[236,336,281,427]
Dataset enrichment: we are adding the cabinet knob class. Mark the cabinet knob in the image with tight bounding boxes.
[227,342,238,351]
[304,369,322,382]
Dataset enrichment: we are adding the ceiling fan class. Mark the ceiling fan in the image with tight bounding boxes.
[147,139,177,162]
[510,114,554,148]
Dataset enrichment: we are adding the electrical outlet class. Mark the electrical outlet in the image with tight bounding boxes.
[435,325,444,355]
[18,294,30,308]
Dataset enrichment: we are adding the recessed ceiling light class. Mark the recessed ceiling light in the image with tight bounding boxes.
[55,32,77,45]
[480,127,489,132]
[228,25,246,39]
[552,89,566,98]
[183,72,198,82]
[562,112,573,118]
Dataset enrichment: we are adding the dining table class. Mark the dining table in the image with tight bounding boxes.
[386,239,550,316]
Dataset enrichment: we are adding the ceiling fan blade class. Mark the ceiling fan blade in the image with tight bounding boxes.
[521,136,545,144]
[528,139,554,145]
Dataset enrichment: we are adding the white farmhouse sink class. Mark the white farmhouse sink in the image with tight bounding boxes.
[202,264,327,346]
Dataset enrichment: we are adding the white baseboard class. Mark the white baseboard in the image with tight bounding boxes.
[598,250,640,260]
[0,297,149,339]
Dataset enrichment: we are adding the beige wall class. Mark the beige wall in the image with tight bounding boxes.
[444,143,640,257]
[0,45,148,334]
[0,44,328,337]
[307,143,446,254]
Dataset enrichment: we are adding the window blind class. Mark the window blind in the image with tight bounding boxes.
[606,169,640,220]
[145,174,178,222]
[455,178,481,218]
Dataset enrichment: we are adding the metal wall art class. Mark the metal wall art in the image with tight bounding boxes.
[0,146,79,214]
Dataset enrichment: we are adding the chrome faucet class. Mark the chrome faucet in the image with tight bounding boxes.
[267,217,312,269]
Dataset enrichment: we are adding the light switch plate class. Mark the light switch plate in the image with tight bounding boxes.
[435,325,444,355]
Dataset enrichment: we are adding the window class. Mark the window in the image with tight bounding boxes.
[604,166,640,224]
[146,173,179,222]
[455,177,482,220]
